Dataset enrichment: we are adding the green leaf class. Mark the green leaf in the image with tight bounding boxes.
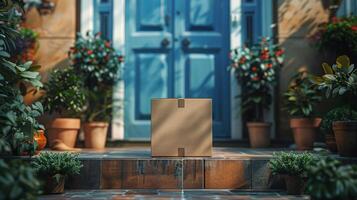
[322,63,333,74]
[336,55,350,68]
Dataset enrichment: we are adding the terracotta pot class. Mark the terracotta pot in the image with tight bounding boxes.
[290,118,321,150]
[83,122,109,149]
[47,118,80,148]
[325,133,338,153]
[333,121,357,157]
[284,175,305,195]
[34,130,47,153]
[44,175,65,194]
[247,122,271,148]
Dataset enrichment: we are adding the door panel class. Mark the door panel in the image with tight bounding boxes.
[176,0,230,138]
[125,0,173,139]
[136,53,169,119]
[125,0,229,139]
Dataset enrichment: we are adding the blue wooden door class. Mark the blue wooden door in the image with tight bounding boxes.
[125,0,230,140]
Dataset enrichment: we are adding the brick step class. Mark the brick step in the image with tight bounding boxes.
[39,189,310,200]
[65,147,286,190]
[64,147,357,190]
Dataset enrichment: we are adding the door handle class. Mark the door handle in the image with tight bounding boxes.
[161,38,170,47]
[182,38,191,47]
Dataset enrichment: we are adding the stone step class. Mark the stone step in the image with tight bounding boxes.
[39,189,311,200]
[65,147,286,190]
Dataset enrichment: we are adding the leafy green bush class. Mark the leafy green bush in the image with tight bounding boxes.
[305,156,357,200]
[68,32,123,122]
[284,71,321,117]
[312,16,357,56]
[269,151,316,177]
[42,67,86,117]
[32,152,83,178]
[230,37,284,121]
[0,0,44,156]
[314,56,357,105]
[321,106,357,135]
[0,159,41,200]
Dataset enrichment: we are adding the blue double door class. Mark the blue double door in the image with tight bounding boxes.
[125,0,230,140]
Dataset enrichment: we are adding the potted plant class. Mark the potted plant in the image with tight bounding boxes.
[283,70,321,150]
[314,55,357,157]
[269,151,316,195]
[0,159,41,199]
[230,38,284,147]
[69,32,123,149]
[321,107,357,153]
[305,156,357,200]
[42,67,86,149]
[32,152,82,194]
[311,16,357,63]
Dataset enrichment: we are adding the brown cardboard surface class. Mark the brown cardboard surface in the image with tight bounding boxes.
[151,98,212,157]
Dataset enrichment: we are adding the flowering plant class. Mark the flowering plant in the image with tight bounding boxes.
[311,16,357,57]
[68,32,124,122]
[14,27,39,63]
[230,38,284,121]
[69,32,123,88]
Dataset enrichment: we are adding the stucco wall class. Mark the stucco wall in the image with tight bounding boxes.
[23,0,76,102]
[277,0,330,140]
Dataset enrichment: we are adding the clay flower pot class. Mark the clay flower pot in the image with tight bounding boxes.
[290,118,321,150]
[284,175,305,195]
[47,118,80,148]
[44,175,65,194]
[34,130,47,153]
[325,133,338,153]
[83,122,109,149]
[247,122,271,148]
[333,121,357,157]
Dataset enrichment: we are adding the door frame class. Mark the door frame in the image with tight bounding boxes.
[80,0,273,140]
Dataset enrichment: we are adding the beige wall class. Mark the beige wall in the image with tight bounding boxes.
[277,0,330,140]
[23,0,77,102]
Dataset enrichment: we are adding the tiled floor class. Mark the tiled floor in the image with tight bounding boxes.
[39,189,310,200]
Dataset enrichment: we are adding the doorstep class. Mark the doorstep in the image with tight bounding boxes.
[38,189,311,200]
[42,147,354,190]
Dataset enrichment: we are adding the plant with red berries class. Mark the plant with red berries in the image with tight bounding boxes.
[230,37,284,121]
[69,32,124,122]
[311,16,357,57]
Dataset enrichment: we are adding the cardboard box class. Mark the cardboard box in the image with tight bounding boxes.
[151,98,212,157]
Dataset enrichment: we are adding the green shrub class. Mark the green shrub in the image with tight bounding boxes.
[42,67,86,117]
[284,71,321,117]
[0,159,41,200]
[321,106,357,135]
[32,152,83,178]
[68,32,123,122]
[305,156,357,200]
[269,151,316,177]
[0,0,44,156]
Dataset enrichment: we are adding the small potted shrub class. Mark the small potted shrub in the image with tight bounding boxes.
[320,107,357,153]
[314,55,357,157]
[42,67,86,148]
[284,70,321,150]
[230,38,284,147]
[269,151,316,195]
[0,159,41,199]
[69,32,123,149]
[305,156,357,200]
[32,152,83,194]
